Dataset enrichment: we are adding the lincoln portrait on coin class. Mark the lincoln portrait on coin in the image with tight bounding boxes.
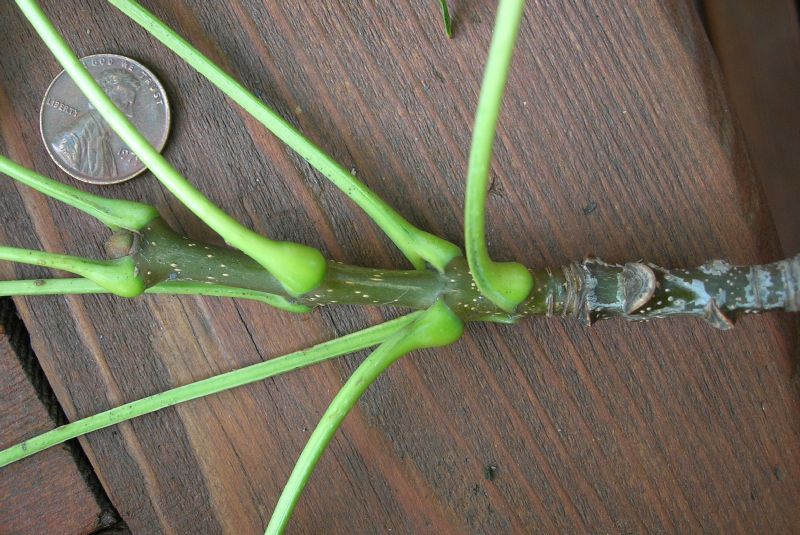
[50,68,140,179]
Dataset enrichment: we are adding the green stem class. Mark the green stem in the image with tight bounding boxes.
[0,312,423,468]
[439,0,453,38]
[0,155,158,231]
[266,301,463,534]
[0,277,105,296]
[147,280,310,313]
[0,277,309,313]
[464,0,532,312]
[16,0,326,297]
[107,0,462,273]
[0,246,143,297]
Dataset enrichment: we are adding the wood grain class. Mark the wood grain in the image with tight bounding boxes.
[1,1,798,533]
[704,0,800,255]
[0,300,110,534]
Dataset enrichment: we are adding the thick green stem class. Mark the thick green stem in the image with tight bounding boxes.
[106,0,462,273]
[134,218,446,311]
[129,219,800,325]
[16,0,326,296]
[0,155,158,231]
[0,246,143,297]
[6,237,795,329]
[0,312,423,468]
[265,301,463,534]
[464,0,532,312]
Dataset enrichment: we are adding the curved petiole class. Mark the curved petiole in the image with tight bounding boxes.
[0,155,158,231]
[463,0,532,312]
[16,0,326,297]
[106,0,462,273]
[0,246,143,297]
[0,312,424,468]
[265,300,464,534]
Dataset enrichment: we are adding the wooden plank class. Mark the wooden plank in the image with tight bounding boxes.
[704,0,800,254]
[0,299,111,534]
[0,1,798,533]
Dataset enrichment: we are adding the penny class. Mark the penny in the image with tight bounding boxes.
[40,53,170,185]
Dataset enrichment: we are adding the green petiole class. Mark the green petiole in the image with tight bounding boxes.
[266,300,464,534]
[147,280,310,313]
[0,155,158,231]
[439,0,453,38]
[0,246,143,297]
[16,0,326,297]
[0,311,424,469]
[0,278,310,313]
[463,0,532,312]
[4,2,536,531]
[106,0,462,273]
[0,278,104,296]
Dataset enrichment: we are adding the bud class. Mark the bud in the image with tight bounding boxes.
[104,230,137,259]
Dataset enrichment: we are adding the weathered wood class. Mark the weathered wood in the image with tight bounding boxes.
[704,0,800,255]
[1,1,798,533]
[0,300,110,534]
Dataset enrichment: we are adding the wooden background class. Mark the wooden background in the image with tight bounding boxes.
[1,1,798,533]
[704,0,800,255]
[0,299,114,534]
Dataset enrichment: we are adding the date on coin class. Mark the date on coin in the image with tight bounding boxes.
[40,53,170,185]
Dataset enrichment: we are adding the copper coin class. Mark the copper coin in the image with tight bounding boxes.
[40,53,170,185]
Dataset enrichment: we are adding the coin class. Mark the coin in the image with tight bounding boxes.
[40,53,170,185]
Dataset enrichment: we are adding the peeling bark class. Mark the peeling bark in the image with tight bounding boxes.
[536,255,800,330]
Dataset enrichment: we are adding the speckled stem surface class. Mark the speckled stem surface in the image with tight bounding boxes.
[530,256,800,330]
[131,219,800,328]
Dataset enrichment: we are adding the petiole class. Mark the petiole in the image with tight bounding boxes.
[463,0,533,312]
[266,300,464,534]
[0,155,158,231]
[0,246,143,297]
[16,0,327,297]
[107,0,462,273]
[0,311,425,468]
[0,277,310,314]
